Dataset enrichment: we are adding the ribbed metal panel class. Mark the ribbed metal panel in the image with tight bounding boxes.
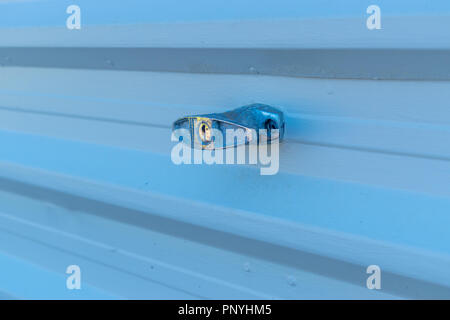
[0,0,449,299]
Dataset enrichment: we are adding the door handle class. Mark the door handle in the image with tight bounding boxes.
[172,103,285,150]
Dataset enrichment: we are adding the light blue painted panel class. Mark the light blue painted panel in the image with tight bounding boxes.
[0,0,448,299]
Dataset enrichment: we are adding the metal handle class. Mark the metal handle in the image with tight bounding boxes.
[172,103,285,150]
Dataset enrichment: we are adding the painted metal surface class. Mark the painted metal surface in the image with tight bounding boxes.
[173,104,285,149]
[0,0,449,299]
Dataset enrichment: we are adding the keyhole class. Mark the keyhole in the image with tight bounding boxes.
[199,122,211,142]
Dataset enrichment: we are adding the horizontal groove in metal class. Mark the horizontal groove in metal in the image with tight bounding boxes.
[1,47,450,80]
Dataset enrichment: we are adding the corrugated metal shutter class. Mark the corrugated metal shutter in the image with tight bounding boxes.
[0,0,449,299]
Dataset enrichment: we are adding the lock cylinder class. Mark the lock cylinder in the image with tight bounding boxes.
[172,103,285,150]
